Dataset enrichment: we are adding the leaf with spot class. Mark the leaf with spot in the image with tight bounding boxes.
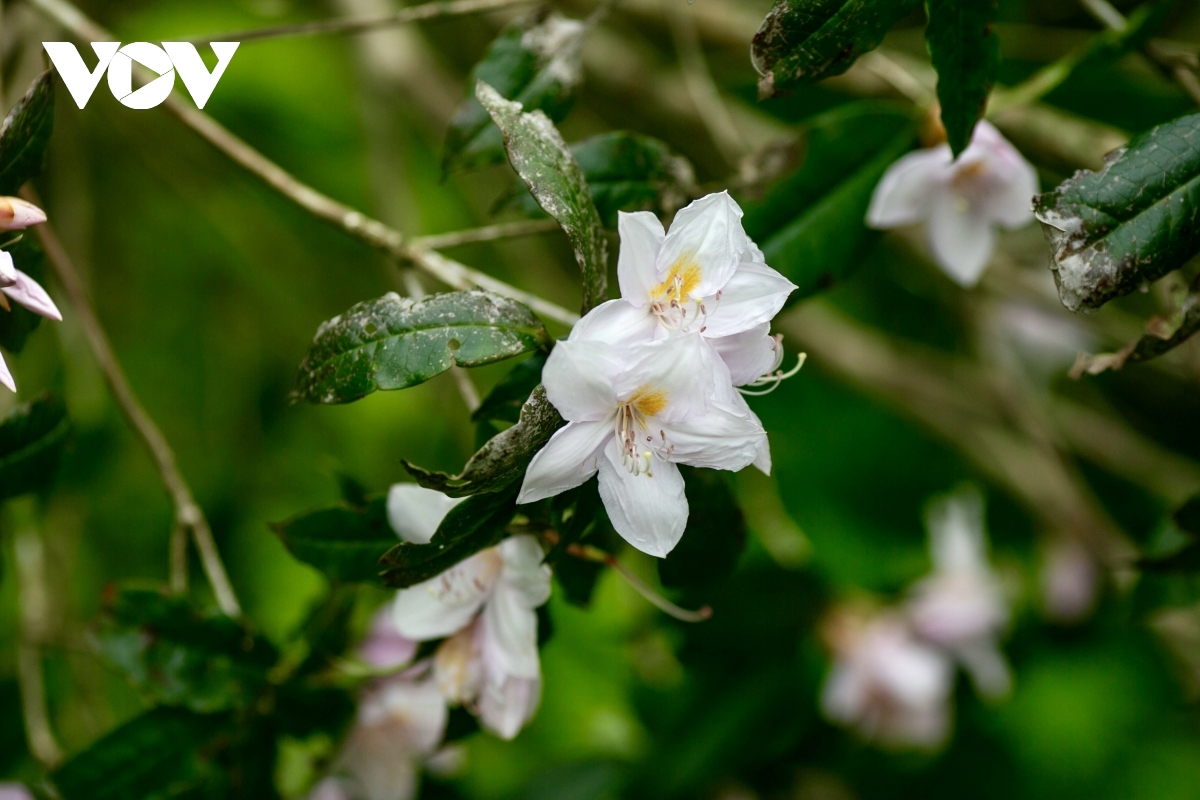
[380,484,519,588]
[0,69,54,195]
[924,0,999,158]
[0,392,69,501]
[500,132,697,228]
[403,383,563,497]
[292,290,549,405]
[743,102,917,300]
[477,81,608,314]
[443,9,587,174]
[751,0,919,99]
[1035,111,1200,312]
[270,496,397,583]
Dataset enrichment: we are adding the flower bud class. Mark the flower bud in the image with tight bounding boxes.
[0,197,46,231]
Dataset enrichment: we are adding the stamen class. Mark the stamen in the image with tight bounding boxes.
[740,343,807,397]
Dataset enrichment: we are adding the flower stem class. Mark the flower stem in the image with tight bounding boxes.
[566,543,712,623]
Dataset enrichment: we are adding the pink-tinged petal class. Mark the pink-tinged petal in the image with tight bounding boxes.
[666,398,765,473]
[597,438,688,558]
[617,211,666,306]
[480,582,541,680]
[0,352,15,392]
[865,147,951,229]
[702,260,796,339]
[477,674,540,740]
[358,606,418,669]
[656,192,749,299]
[0,197,46,231]
[925,488,988,575]
[517,419,610,504]
[392,547,502,640]
[305,778,352,800]
[497,535,552,608]
[542,338,623,422]
[434,623,484,704]
[3,270,62,321]
[0,251,16,287]
[386,483,464,544]
[710,324,778,386]
[568,298,658,346]
[617,333,728,422]
[926,195,995,287]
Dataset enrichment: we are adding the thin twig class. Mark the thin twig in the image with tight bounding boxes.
[13,518,63,768]
[401,270,482,412]
[27,0,580,328]
[1080,0,1200,105]
[184,0,533,46]
[29,210,243,617]
[567,543,712,622]
[410,219,561,251]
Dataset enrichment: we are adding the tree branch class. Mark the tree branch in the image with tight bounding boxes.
[29,210,243,617]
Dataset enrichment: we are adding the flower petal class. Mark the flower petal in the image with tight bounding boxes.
[480,581,541,680]
[700,259,796,339]
[617,333,727,422]
[710,324,778,386]
[358,606,418,669]
[542,338,623,422]
[568,298,658,347]
[955,640,1012,700]
[497,535,552,608]
[477,674,540,740]
[0,197,46,231]
[386,484,464,544]
[866,147,951,229]
[0,352,15,393]
[656,192,749,299]
[597,437,688,558]
[926,194,996,287]
[0,251,17,287]
[3,270,61,321]
[517,419,610,504]
[666,397,766,473]
[392,547,502,640]
[617,211,666,306]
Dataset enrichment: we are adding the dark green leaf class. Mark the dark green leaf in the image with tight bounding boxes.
[477,81,608,314]
[1139,541,1200,574]
[335,471,371,511]
[0,235,49,354]
[473,353,546,425]
[0,392,69,501]
[380,484,519,588]
[271,683,355,740]
[403,383,563,497]
[745,102,918,299]
[1034,111,1200,312]
[0,70,55,195]
[1176,492,1200,537]
[924,0,999,157]
[751,0,918,98]
[443,9,586,173]
[50,707,231,800]
[270,496,396,583]
[658,468,746,591]
[94,587,278,713]
[501,132,696,228]
[292,290,549,405]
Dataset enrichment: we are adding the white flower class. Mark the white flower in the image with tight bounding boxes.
[821,612,954,751]
[866,121,1038,287]
[0,198,61,393]
[0,784,34,800]
[907,487,1012,699]
[316,673,448,800]
[387,482,464,545]
[572,192,796,386]
[357,605,418,670]
[517,333,768,557]
[389,489,551,740]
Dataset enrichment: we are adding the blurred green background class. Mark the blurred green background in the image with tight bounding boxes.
[3,0,1200,798]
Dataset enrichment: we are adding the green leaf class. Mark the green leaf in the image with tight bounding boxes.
[658,468,746,591]
[1176,491,1200,537]
[50,707,231,800]
[0,235,49,354]
[443,9,587,174]
[94,587,278,713]
[380,484,519,588]
[270,496,397,583]
[0,69,55,195]
[0,393,69,501]
[924,0,999,157]
[477,81,608,314]
[501,132,697,228]
[744,102,918,299]
[403,383,563,497]
[751,0,918,98]
[292,290,549,405]
[1034,111,1200,312]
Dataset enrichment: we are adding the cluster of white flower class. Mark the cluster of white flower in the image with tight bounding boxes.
[866,121,1038,288]
[0,196,60,391]
[820,487,1011,751]
[517,192,798,558]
